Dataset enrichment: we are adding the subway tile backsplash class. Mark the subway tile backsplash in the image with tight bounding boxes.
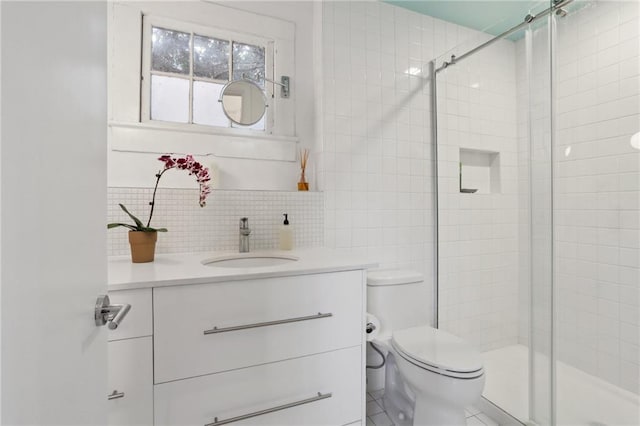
[107,188,323,256]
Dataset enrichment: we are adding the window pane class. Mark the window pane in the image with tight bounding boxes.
[150,75,189,123]
[151,27,190,74]
[193,81,229,127]
[232,42,265,86]
[193,35,229,80]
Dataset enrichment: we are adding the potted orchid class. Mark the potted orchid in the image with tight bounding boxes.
[108,154,211,263]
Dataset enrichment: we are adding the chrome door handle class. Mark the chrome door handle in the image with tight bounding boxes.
[203,312,333,335]
[95,295,131,330]
[108,390,125,400]
[205,392,332,426]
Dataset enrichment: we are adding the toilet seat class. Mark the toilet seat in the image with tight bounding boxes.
[391,325,484,380]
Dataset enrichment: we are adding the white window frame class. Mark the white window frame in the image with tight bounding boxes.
[108,2,297,162]
[141,15,275,134]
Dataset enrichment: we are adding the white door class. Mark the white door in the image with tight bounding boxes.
[1,2,108,424]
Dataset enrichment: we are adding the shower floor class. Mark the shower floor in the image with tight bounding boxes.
[482,345,640,426]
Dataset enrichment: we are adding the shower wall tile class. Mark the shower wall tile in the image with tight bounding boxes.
[107,188,323,256]
[321,2,522,349]
[517,0,640,394]
[435,38,521,352]
[321,1,442,307]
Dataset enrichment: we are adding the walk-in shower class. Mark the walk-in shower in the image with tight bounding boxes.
[323,1,638,423]
[432,0,640,424]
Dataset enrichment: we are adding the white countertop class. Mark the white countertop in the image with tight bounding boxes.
[108,248,377,291]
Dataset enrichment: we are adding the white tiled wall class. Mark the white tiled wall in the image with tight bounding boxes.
[554,0,639,395]
[320,0,524,353]
[320,2,509,326]
[517,0,640,394]
[435,39,521,352]
[320,1,439,310]
[107,188,323,256]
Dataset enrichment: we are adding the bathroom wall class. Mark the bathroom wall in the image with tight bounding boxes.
[320,2,522,352]
[107,188,323,256]
[516,0,640,394]
[435,39,521,352]
[554,0,639,394]
[320,1,441,318]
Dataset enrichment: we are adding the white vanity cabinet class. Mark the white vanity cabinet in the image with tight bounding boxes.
[108,337,153,426]
[153,271,363,383]
[153,270,364,426]
[107,252,370,426]
[154,347,362,426]
[107,289,153,426]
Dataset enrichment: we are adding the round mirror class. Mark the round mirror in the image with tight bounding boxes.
[219,80,267,126]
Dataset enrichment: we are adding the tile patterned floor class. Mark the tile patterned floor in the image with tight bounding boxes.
[365,390,502,426]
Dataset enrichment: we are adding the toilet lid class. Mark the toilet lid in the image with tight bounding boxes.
[392,325,483,375]
[367,269,423,286]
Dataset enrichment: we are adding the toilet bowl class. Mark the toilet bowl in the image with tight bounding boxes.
[367,269,485,426]
[389,325,485,425]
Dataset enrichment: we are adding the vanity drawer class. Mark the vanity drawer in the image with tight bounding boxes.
[108,337,153,426]
[108,288,152,341]
[154,346,362,426]
[153,270,364,383]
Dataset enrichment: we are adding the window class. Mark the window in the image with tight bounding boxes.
[109,2,297,161]
[141,16,273,132]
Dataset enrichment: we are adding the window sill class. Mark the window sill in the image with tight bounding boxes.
[108,121,298,162]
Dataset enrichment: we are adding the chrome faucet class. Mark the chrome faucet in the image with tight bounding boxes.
[239,217,251,253]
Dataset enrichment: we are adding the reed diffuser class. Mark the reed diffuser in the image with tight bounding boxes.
[298,148,310,191]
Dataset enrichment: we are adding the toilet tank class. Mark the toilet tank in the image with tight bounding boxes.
[367,269,429,338]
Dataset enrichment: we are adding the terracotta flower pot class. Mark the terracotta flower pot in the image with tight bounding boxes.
[128,231,158,263]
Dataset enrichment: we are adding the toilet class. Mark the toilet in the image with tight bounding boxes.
[367,269,485,426]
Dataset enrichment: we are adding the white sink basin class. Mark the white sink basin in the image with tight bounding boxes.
[202,253,299,268]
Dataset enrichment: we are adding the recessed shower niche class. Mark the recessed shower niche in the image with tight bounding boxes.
[459,148,501,194]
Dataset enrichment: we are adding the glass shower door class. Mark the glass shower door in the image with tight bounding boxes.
[433,1,557,424]
[435,0,639,424]
[551,1,640,424]
[525,10,554,425]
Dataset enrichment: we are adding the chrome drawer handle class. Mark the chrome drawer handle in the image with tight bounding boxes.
[203,312,333,335]
[108,390,125,400]
[205,392,332,426]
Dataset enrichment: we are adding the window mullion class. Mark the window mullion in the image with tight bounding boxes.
[229,39,233,82]
[150,70,191,79]
[189,31,194,124]
[227,39,233,128]
[192,76,228,85]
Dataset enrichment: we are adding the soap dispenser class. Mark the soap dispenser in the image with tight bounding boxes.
[279,213,293,250]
